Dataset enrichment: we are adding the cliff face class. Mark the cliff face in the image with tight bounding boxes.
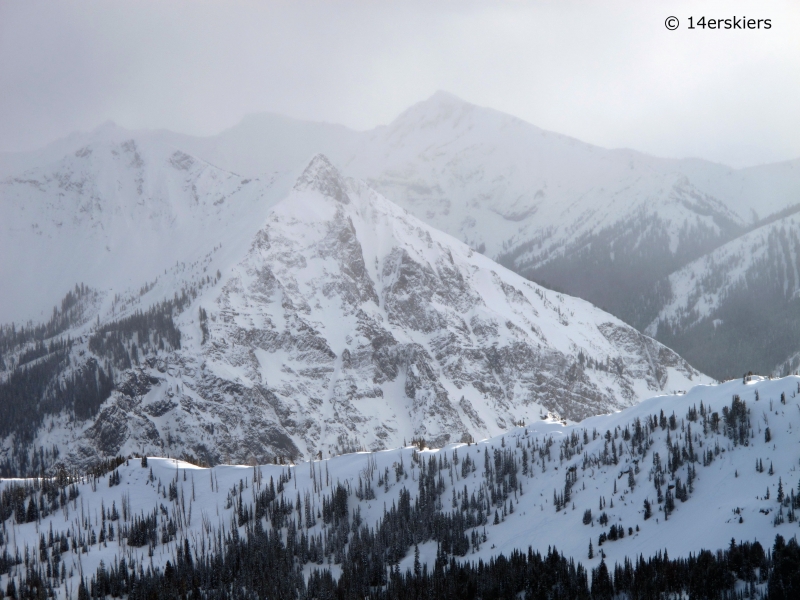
[17,155,705,471]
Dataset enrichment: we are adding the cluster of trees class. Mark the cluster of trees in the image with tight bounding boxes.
[0,458,127,530]
[0,284,96,370]
[88,295,185,371]
[0,286,99,473]
[9,493,799,600]
[0,283,199,477]
[0,354,115,476]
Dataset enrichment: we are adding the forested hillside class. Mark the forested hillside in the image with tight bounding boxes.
[2,376,800,599]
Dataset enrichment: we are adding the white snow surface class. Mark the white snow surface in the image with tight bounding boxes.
[2,375,799,597]
[646,213,800,336]
[0,129,290,323]
[1,156,708,470]
[4,92,800,323]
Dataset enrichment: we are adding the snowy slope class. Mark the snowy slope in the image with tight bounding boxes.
[0,126,291,324]
[77,93,800,333]
[648,214,800,332]
[0,156,708,474]
[1,375,798,599]
[345,92,740,260]
[678,157,800,223]
[646,211,800,378]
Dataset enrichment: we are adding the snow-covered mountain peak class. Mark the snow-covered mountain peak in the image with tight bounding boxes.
[87,120,130,141]
[371,90,535,151]
[394,90,479,126]
[292,153,351,204]
[427,89,464,103]
[0,159,711,472]
[0,132,288,323]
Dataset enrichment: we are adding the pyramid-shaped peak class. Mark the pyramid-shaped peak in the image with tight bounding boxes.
[411,91,474,115]
[293,154,350,204]
[93,120,124,133]
[386,91,480,131]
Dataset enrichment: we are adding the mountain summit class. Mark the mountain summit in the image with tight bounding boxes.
[9,96,800,379]
[0,156,709,472]
[293,154,351,203]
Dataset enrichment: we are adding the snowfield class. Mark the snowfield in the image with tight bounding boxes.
[1,375,799,597]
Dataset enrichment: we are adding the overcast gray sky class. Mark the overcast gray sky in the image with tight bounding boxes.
[1,0,798,167]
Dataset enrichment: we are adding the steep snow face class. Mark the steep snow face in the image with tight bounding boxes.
[1,375,799,600]
[347,92,741,259]
[4,94,799,335]
[337,94,788,330]
[36,155,709,470]
[647,212,800,379]
[198,155,707,454]
[0,131,286,323]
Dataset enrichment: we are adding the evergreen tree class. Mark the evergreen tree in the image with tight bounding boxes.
[78,578,89,600]
[591,559,613,599]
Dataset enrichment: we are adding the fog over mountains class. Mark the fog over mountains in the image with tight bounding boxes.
[1,92,799,475]
[0,152,705,474]
[4,92,799,379]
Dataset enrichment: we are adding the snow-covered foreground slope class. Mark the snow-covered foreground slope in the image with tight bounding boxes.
[648,211,800,379]
[0,156,708,473]
[1,376,798,598]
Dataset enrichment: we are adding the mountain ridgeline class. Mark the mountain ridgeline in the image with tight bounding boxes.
[0,156,707,476]
[649,210,800,379]
[3,93,800,378]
